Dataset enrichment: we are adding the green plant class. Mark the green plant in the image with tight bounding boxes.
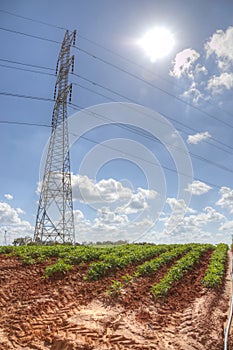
[44,259,73,278]
[0,246,13,254]
[84,244,172,280]
[202,243,228,288]
[151,244,213,299]
[106,280,123,297]
[22,256,35,265]
[122,273,133,284]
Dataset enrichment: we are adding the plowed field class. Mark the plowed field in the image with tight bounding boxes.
[0,250,231,350]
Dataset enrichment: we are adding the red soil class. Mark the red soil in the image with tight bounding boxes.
[0,251,231,350]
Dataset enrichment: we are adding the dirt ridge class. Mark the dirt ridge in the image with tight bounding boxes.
[0,251,231,349]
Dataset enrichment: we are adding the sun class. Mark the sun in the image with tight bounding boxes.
[138,27,175,62]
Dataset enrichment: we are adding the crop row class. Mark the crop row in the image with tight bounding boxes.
[151,244,213,298]
[85,244,174,280]
[135,244,194,277]
[0,244,118,264]
[202,243,228,288]
[0,243,228,293]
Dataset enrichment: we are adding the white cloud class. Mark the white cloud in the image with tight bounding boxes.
[187,131,211,144]
[164,198,196,234]
[169,27,233,102]
[207,72,233,94]
[95,207,128,226]
[16,208,25,215]
[0,202,21,224]
[72,174,157,216]
[72,175,132,204]
[194,63,208,76]
[185,181,212,195]
[74,209,84,222]
[197,206,225,223]
[71,175,158,242]
[0,201,33,245]
[161,203,226,243]
[73,206,154,243]
[117,188,157,215]
[182,82,204,104]
[166,198,194,215]
[219,220,233,231]
[181,207,225,232]
[205,26,233,68]
[4,194,13,200]
[216,186,233,214]
[170,48,200,79]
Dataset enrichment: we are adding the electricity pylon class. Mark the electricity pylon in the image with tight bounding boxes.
[34,30,76,244]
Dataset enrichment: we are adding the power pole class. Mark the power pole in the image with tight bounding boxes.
[4,230,7,246]
[34,30,76,244]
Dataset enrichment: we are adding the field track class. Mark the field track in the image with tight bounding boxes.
[0,246,231,350]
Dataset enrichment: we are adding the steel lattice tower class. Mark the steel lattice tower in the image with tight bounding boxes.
[34,30,76,244]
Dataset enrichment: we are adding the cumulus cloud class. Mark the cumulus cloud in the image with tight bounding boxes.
[185,181,212,195]
[162,202,226,242]
[205,26,233,67]
[170,26,233,102]
[182,82,204,104]
[0,201,33,245]
[207,72,233,94]
[4,194,13,200]
[166,198,194,215]
[72,175,132,204]
[194,63,208,76]
[216,186,233,214]
[72,174,157,216]
[95,207,128,226]
[219,220,233,231]
[196,206,225,223]
[16,208,25,215]
[0,202,22,224]
[73,209,84,222]
[164,198,196,234]
[71,175,158,242]
[73,206,154,243]
[187,131,211,144]
[117,188,157,215]
[170,48,200,79]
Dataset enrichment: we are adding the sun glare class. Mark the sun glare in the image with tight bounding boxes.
[138,27,175,62]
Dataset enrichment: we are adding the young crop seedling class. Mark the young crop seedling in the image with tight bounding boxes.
[106,280,124,297]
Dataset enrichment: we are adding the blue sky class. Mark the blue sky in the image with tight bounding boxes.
[0,0,233,245]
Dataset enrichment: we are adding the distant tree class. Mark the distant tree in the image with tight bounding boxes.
[13,236,32,246]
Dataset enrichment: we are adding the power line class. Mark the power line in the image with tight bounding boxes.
[74,44,233,130]
[2,6,232,123]
[1,8,231,122]
[77,34,233,122]
[0,90,233,177]
[0,120,50,127]
[0,26,60,44]
[0,9,67,31]
[0,117,225,190]
[0,57,54,71]
[0,91,54,102]
[1,58,233,156]
[1,23,233,134]
[1,56,231,156]
[74,72,233,153]
[1,24,232,132]
[0,63,55,77]
[69,101,233,176]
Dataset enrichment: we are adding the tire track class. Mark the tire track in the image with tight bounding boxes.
[0,251,231,349]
